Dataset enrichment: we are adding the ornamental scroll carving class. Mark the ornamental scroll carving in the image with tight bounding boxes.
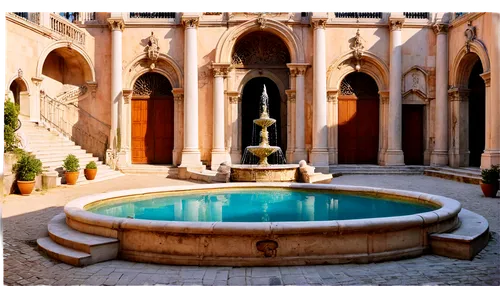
[231,32,290,66]
[464,21,476,53]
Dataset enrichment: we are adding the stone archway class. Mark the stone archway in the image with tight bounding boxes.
[228,31,291,163]
[7,76,30,116]
[449,51,487,167]
[131,72,174,164]
[327,51,390,165]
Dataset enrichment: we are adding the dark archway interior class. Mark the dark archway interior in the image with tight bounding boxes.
[468,59,485,167]
[338,72,379,164]
[241,77,283,164]
[9,79,26,105]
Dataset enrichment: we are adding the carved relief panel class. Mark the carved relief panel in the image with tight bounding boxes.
[402,66,428,104]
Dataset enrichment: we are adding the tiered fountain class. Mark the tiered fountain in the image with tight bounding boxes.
[230,85,300,182]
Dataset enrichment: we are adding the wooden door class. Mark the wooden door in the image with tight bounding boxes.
[402,105,424,165]
[338,95,379,164]
[132,98,149,163]
[338,95,357,163]
[132,97,174,164]
[152,97,174,164]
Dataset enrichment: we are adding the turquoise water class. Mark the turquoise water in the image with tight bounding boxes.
[87,189,436,222]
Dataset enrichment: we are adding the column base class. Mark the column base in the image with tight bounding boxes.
[430,150,449,166]
[293,148,307,163]
[211,149,228,171]
[230,149,241,165]
[310,148,330,173]
[180,148,203,168]
[327,148,337,165]
[173,148,182,166]
[116,149,130,169]
[384,149,405,166]
[448,149,469,168]
[481,151,500,169]
[378,149,387,165]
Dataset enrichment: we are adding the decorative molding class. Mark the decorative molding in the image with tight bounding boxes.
[228,96,241,104]
[31,76,43,86]
[311,19,327,29]
[448,87,470,102]
[173,93,184,102]
[432,23,449,35]
[122,89,133,104]
[182,18,199,28]
[327,93,337,103]
[402,66,428,96]
[86,81,98,99]
[480,71,491,87]
[107,18,125,31]
[464,21,476,53]
[256,16,267,30]
[389,18,404,31]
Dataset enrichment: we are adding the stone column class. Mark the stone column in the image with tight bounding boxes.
[327,90,339,164]
[211,63,230,170]
[431,23,449,166]
[31,77,43,122]
[294,64,309,163]
[173,89,184,166]
[285,89,296,163]
[310,15,329,172]
[227,92,241,164]
[118,89,133,167]
[378,91,390,164]
[448,87,470,167]
[180,14,203,169]
[385,17,405,165]
[107,18,124,154]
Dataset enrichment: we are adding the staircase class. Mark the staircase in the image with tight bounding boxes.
[18,118,124,185]
[329,165,426,176]
[424,166,481,185]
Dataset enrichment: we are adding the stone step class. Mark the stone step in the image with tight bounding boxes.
[428,167,481,177]
[28,141,76,148]
[37,237,92,266]
[430,208,490,260]
[41,157,101,169]
[30,146,83,152]
[75,170,125,185]
[33,149,88,156]
[331,170,424,176]
[424,169,481,185]
[36,153,95,162]
[48,213,119,258]
[121,165,178,176]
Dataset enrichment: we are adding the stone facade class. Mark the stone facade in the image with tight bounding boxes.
[4,12,500,169]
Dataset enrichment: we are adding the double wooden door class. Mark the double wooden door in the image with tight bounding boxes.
[402,105,424,165]
[338,95,379,164]
[132,97,174,164]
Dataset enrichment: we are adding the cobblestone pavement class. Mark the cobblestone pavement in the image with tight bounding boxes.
[2,174,500,285]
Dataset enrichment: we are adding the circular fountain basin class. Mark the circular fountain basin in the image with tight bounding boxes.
[64,183,461,266]
[230,164,299,182]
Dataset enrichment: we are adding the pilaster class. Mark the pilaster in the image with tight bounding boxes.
[211,63,231,170]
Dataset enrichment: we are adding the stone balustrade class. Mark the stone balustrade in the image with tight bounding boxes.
[50,13,86,45]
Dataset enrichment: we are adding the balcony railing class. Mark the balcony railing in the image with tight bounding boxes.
[403,12,429,19]
[50,13,86,45]
[129,12,176,19]
[12,12,40,25]
[334,12,383,19]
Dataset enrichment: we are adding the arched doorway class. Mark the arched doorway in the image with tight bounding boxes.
[338,72,379,164]
[131,72,174,164]
[468,59,485,167]
[241,78,283,164]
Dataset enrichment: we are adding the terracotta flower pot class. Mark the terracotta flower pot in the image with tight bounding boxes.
[480,182,499,198]
[84,168,97,180]
[65,171,80,185]
[17,180,35,196]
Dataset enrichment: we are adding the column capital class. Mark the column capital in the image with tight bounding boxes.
[226,91,241,104]
[433,23,449,35]
[287,63,310,76]
[211,63,231,77]
[31,76,44,86]
[311,19,327,29]
[86,81,98,99]
[285,89,296,102]
[448,87,470,101]
[389,17,405,31]
[107,18,125,31]
[173,88,184,101]
[327,91,338,103]
[480,71,491,87]
[122,89,133,104]
[379,90,390,103]
[182,15,200,28]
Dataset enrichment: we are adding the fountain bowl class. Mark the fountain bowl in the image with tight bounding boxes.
[253,117,276,128]
[230,164,300,182]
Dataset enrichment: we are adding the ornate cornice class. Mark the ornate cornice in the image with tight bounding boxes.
[433,23,449,35]
[107,18,125,31]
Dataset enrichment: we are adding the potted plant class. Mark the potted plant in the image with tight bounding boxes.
[84,161,98,180]
[480,165,499,198]
[63,154,80,185]
[12,153,43,195]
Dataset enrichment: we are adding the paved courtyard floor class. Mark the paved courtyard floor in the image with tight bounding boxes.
[2,174,500,285]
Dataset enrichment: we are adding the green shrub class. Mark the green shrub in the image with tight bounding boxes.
[63,154,80,172]
[481,165,499,184]
[12,153,43,181]
[4,100,20,152]
[85,161,97,169]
